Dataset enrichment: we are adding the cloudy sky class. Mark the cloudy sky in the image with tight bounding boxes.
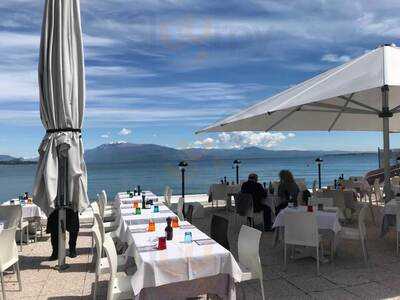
[2,0,400,157]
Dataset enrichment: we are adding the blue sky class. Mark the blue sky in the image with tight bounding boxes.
[2,0,400,157]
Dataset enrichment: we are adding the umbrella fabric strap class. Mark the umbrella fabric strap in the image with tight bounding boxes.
[46,128,81,133]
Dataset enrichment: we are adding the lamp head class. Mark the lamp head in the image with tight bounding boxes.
[233,159,241,165]
[315,157,323,164]
[179,161,188,170]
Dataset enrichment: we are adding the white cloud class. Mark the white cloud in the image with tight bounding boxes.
[101,134,109,138]
[118,128,132,135]
[321,54,351,63]
[194,137,215,149]
[193,131,295,149]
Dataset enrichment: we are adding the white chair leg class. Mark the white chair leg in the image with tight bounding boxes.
[316,245,320,275]
[1,271,6,300]
[93,273,98,300]
[15,262,21,291]
[284,243,287,269]
[19,223,23,252]
[259,278,265,300]
[361,238,368,266]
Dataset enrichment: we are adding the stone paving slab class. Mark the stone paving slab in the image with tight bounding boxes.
[3,204,400,299]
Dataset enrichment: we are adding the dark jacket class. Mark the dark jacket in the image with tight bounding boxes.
[241,180,267,212]
[278,181,300,204]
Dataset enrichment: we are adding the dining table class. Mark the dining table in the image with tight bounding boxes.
[2,199,46,220]
[114,191,243,299]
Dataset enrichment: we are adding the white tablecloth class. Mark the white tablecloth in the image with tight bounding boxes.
[273,206,342,233]
[115,191,242,298]
[3,200,46,219]
[114,191,156,207]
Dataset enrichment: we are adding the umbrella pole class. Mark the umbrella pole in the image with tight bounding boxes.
[381,85,392,202]
[56,144,70,271]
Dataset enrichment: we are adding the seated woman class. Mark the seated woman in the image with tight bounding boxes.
[276,170,300,214]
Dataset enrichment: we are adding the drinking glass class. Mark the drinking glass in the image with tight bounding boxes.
[158,236,166,250]
[135,207,141,215]
[134,202,138,208]
[153,205,159,213]
[184,232,192,243]
[148,220,155,232]
[172,217,179,228]
[307,205,314,212]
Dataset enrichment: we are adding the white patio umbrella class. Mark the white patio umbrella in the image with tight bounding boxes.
[198,44,400,199]
[33,0,89,268]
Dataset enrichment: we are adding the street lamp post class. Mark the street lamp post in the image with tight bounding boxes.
[315,158,323,189]
[233,159,241,184]
[178,161,188,198]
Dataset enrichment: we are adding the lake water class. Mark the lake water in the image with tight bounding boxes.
[0,153,378,203]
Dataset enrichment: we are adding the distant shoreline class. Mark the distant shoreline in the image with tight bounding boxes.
[0,160,37,165]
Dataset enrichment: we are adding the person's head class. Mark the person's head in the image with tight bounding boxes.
[279,170,295,184]
[248,173,258,183]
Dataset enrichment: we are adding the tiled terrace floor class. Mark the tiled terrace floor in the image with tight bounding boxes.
[3,204,400,299]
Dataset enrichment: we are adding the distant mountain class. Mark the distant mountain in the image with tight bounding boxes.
[0,155,17,161]
[0,155,37,165]
[84,142,371,164]
[84,142,186,163]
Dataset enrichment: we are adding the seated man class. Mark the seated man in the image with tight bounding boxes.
[241,173,272,231]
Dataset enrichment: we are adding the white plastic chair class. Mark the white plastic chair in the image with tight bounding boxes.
[284,211,322,275]
[177,197,185,221]
[309,197,334,207]
[237,225,265,300]
[92,223,126,300]
[339,204,369,265]
[103,235,134,300]
[0,205,28,251]
[0,226,21,300]
[373,179,383,204]
[98,191,116,222]
[164,186,172,207]
[209,184,228,208]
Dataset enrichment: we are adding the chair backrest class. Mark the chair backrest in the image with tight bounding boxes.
[284,211,318,247]
[94,213,105,243]
[164,186,172,205]
[177,197,185,221]
[309,196,334,207]
[238,225,262,280]
[91,224,103,272]
[101,190,108,204]
[373,179,383,202]
[235,193,253,217]
[98,192,107,219]
[210,184,228,200]
[186,204,194,223]
[103,235,118,300]
[210,215,230,250]
[91,201,101,216]
[0,226,18,271]
[0,206,22,228]
[358,204,368,239]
